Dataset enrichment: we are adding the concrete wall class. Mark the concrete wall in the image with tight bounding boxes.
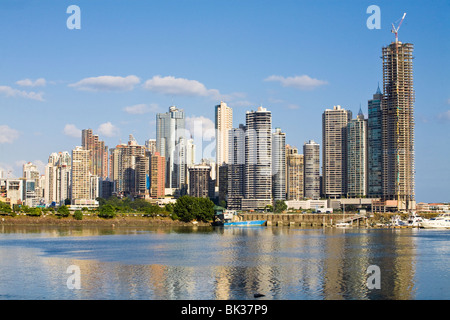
[240,213,345,226]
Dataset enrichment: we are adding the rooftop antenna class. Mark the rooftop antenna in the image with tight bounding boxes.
[391,12,406,42]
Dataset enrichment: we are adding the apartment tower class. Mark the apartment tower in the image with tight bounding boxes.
[322,105,352,198]
[156,106,186,189]
[303,140,320,200]
[347,109,368,197]
[368,85,383,197]
[244,107,272,209]
[286,145,304,200]
[272,128,286,201]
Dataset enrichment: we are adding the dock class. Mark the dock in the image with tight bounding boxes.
[239,213,368,227]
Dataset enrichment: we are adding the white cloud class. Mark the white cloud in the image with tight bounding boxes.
[0,85,44,101]
[143,75,221,98]
[98,122,119,137]
[69,75,140,92]
[287,104,300,110]
[186,116,216,140]
[438,110,450,122]
[63,124,82,138]
[232,100,254,107]
[264,75,328,90]
[0,125,20,144]
[16,78,46,87]
[123,103,160,114]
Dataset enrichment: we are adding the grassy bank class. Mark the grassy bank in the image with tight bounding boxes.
[0,214,211,227]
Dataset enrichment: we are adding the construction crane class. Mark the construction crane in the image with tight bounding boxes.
[391,13,406,42]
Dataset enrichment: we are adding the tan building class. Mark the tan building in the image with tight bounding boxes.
[109,135,148,197]
[82,129,108,179]
[322,105,352,198]
[150,152,165,198]
[71,146,91,203]
[286,145,304,200]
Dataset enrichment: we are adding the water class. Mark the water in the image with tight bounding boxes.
[0,225,449,300]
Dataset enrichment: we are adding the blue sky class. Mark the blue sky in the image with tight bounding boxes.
[0,0,448,203]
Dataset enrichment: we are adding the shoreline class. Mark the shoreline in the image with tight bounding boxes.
[0,215,211,227]
[0,212,439,228]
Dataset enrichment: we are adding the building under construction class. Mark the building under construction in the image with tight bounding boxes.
[381,39,415,210]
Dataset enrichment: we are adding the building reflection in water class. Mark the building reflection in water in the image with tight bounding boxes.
[0,225,418,299]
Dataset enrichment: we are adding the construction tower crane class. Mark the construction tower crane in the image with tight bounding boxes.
[391,13,406,42]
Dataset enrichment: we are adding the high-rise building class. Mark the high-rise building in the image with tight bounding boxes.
[218,164,228,205]
[347,109,368,197]
[23,162,42,204]
[145,139,157,155]
[367,85,383,197]
[81,129,108,179]
[150,152,165,198]
[381,40,415,210]
[71,146,92,203]
[156,106,185,189]
[109,135,148,197]
[303,140,320,199]
[322,105,352,198]
[45,152,71,206]
[243,106,272,209]
[174,136,195,194]
[286,145,303,200]
[215,101,233,167]
[188,164,212,198]
[272,128,286,201]
[227,124,246,210]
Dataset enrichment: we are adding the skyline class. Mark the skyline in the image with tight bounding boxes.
[0,0,449,203]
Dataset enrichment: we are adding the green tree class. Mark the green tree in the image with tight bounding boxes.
[195,197,215,222]
[27,207,42,216]
[74,210,83,220]
[173,196,215,222]
[174,196,196,222]
[98,204,116,218]
[57,205,70,217]
[274,200,287,213]
[0,202,12,214]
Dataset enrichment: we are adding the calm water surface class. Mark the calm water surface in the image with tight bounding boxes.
[0,225,449,300]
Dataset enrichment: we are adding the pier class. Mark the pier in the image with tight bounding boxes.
[239,213,368,227]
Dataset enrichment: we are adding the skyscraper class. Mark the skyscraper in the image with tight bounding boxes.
[381,40,415,210]
[215,101,233,166]
[322,105,352,198]
[81,129,108,179]
[272,128,286,201]
[109,135,148,197]
[286,145,304,200]
[303,140,320,200]
[188,164,212,198]
[227,124,246,210]
[243,106,272,209]
[150,152,165,198]
[156,106,186,189]
[347,109,368,197]
[368,85,383,197]
[71,146,91,204]
[45,152,71,206]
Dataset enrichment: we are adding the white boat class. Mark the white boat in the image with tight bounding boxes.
[406,213,426,227]
[335,221,352,228]
[391,215,408,226]
[419,213,450,229]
